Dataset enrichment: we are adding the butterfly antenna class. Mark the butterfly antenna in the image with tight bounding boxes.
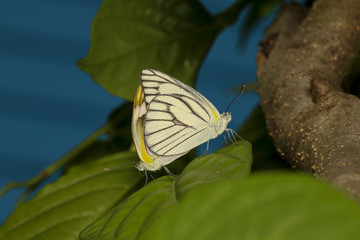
[104,166,125,171]
[104,161,137,171]
[225,85,245,113]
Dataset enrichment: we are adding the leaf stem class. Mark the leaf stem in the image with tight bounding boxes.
[0,124,110,201]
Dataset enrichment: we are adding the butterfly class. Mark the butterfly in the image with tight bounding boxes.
[132,69,242,173]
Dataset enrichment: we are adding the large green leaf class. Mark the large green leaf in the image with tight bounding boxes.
[80,141,252,240]
[78,0,222,100]
[79,176,176,240]
[0,152,142,240]
[175,140,252,198]
[154,172,360,240]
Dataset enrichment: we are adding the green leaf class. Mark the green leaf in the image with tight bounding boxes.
[79,176,177,240]
[78,0,222,100]
[154,172,360,240]
[63,140,129,171]
[175,140,252,198]
[238,0,281,46]
[0,152,142,240]
[80,141,252,240]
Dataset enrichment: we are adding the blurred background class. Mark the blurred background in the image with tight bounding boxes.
[0,0,274,223]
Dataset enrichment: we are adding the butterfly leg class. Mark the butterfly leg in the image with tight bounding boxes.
[163,166,176,177]
[230,128,244,141]
[223,133,229,144]
[232,130,239,145]
[144,170,149,186]
[229,129,237,143]
[226,129,234,143]
[204,141,210,155]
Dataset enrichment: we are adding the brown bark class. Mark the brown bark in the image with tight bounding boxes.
[256,0,360,197]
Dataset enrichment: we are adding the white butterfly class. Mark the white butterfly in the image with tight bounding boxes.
[132,69,239,173]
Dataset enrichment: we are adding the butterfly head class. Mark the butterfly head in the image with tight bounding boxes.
[221,112,232,126]
[222,112,232,121]
[136,159,161,172]
[215,112,232,134]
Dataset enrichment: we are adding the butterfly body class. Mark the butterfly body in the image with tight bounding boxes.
[132,69,232,172]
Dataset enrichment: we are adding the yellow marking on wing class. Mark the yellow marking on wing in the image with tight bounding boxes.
[135,84,144,106]
[209,108,219,123]
[141,135,153,164]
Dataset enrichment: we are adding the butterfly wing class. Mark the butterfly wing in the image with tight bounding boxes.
[132,84,187,171]
[141,69,221,156]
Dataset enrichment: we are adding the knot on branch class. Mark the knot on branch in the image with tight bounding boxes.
[259,33,279,58]
[257,33,279,77]
[310,73,332,104]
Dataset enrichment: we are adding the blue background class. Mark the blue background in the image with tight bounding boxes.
[0,0,274,223]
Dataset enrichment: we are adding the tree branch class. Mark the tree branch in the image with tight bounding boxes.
[256,0,360,197]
